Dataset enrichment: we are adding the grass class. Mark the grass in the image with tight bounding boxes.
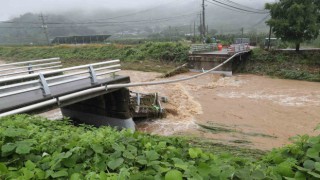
[197,123,235,133]
[0,42,189,74]
[197,123,278,139]
[189,137,266,160]
[0,42,189,63]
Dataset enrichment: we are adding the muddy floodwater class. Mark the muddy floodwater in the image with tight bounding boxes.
[38,70,320,150]
[120,71,320,150]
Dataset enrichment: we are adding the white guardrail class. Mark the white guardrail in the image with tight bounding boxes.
[0,59,121,98]
[0,58,62,78]
[189,43,218,54]
[227,43,250,55]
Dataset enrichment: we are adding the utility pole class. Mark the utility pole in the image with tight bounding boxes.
[169,26,172,42]
[268,26,272,50]
[202,0,206,38]
[193,21,196,40]
[39,13,50,45]
[241,27,244,43]
[199,13,202,38]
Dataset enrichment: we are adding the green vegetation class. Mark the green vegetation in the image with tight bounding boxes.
[239,49,320,82]
[0,42,188,74]
[197,123,277,139]
[266,0,320,51]
[0,42,319,81]
[0,42,189,65]
[1,115,320,179]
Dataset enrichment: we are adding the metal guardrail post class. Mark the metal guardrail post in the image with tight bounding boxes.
[38,73,51,96]
[27,63,34,74]
[134,92,141,113]
[110,72,116,79]
[88,65,98,85]
[137,93,141,106]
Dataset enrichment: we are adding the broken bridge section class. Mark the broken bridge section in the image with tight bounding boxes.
[0,59,134,130]
[188,43,252,76]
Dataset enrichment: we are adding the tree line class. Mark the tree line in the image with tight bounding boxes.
[266,0,320,51]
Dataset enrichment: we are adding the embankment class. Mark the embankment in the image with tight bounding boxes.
[0,44,319,81]
[0,42,189,72]
[238,49,320,82]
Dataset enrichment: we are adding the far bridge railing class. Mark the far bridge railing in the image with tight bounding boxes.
[0,58,62,78]
[227,43,250,55]
[189,43,218,54]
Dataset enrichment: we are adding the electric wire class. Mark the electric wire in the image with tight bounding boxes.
[210,0,269,14]
[223,0,268,12]
[0,12,198,26]
[205,0,259,14]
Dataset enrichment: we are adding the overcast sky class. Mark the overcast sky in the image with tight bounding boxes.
[0,0,273,21]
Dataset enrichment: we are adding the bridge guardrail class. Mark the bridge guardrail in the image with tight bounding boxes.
[0,58,62,78]
[189,43,218,54]
[0,60,121,98]
[227,43,250,55]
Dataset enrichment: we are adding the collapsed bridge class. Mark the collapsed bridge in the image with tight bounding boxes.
[0,49,250,130]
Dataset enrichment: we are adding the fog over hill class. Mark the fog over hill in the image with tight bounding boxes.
[0,0,271,20]
[0,0,274,44]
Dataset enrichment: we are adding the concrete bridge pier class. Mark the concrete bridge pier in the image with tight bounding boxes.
[60,88,135,130]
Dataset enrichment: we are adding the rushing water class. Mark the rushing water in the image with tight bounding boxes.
[123,71,320,150]
[32,69,320,150]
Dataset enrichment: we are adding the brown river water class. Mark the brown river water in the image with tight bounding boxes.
[3,59,318,151]
[120,71,320,150]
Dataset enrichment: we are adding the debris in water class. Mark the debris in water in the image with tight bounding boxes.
[130,91,167,119]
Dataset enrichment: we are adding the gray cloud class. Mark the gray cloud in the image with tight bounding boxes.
[0,0,272,21]
[0,0,165,20]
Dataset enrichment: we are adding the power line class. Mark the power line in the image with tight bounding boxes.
[91,0,194,21]
[251,14,270,28]
[210,0,269,14]
[223,0,268,12]
[0,12,198,26]
[205,0,267,14]
[205,0,250,13]
[0,26,41,29]
[0,0,198,25]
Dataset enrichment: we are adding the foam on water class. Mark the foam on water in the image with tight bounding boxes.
[217,91,320,107]
[136,83,202,135]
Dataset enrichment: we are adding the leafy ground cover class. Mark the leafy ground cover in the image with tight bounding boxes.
[1,115,320,179]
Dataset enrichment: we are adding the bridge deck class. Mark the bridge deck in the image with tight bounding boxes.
[0,75,130,113]
[0,59,129,114]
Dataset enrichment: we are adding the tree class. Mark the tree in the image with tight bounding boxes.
[265,0,320,51]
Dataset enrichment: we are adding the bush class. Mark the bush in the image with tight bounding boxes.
[0,42,190,64]
[0,115,256,179]
[1,115,320,179]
